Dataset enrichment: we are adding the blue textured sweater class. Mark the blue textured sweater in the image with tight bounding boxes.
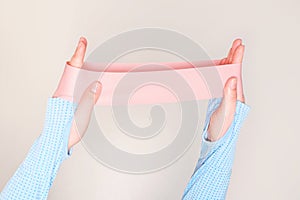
[0,97,250,200]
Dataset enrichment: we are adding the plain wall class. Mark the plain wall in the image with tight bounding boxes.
[0,0,299,199]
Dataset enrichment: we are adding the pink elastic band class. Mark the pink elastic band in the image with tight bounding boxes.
[55,60,243,105]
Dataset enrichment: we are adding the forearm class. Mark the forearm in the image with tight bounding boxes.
[182,98,250,200]
[0,98,77,200]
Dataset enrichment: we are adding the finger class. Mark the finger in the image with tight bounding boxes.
[221,77,238,122]
[226,39,242,64]
[220,57,227,65]
[223,76,237,105]
[232,45,245,103]
[232,45,245,64]
[225,48,232,64]
[68,81,102,149]
[220,77,238,130]
[207,77,237,141]
[68,37,88,68]
[217,77,237,137]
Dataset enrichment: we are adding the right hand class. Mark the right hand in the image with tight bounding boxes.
[206,39,246,142]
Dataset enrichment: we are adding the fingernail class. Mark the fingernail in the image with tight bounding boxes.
[91,81,101,93]
[91,81,102,104]
[230,78,237,90]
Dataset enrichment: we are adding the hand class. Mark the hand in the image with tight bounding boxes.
[206,39,245,142]
[53,37,102,149]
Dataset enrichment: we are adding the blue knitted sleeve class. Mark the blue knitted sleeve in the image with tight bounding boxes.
[0,97,249,200]
[182,98,250,200]
[0,97,78,200]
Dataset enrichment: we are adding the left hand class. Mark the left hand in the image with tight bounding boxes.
[53,37,102,149]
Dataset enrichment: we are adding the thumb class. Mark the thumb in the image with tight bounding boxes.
[68,81,102,149]
[223,77,238,106]
[207,77,237,141]
[221,77,237,123]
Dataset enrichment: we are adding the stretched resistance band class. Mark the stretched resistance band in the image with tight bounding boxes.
[55,59,243,105]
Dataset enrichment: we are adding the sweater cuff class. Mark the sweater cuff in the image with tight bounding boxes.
[198,100,250,166]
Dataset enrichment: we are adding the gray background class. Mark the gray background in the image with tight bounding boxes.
[0,0,299,199]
